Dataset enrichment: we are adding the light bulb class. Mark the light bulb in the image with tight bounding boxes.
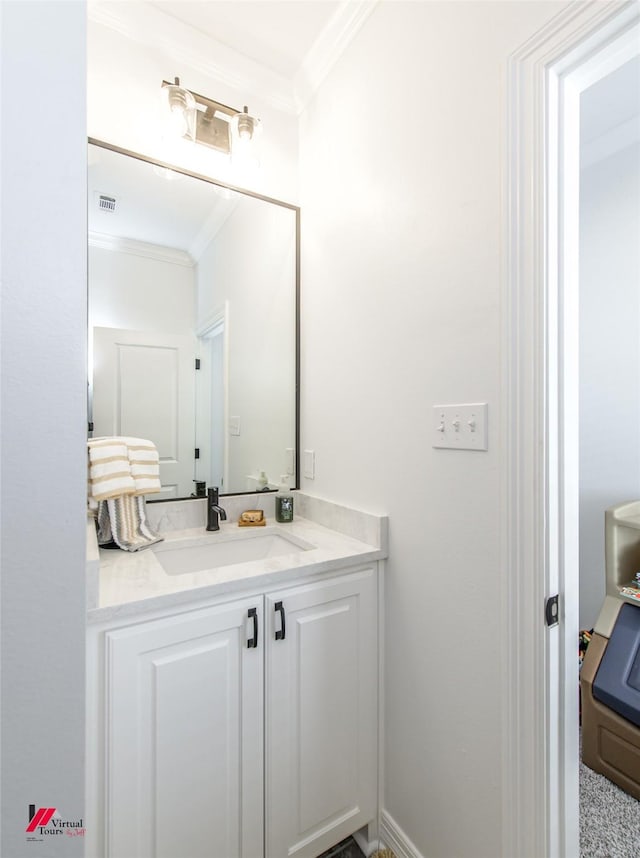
[230,107,261,171]
[162,82,196,142]
[169,104,189,137]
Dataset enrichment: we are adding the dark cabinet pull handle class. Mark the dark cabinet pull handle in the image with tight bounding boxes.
[248,607,258,648]
[274,601,286,641]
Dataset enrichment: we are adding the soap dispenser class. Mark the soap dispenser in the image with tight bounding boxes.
[256,470,268,491]
[275,475,294,523]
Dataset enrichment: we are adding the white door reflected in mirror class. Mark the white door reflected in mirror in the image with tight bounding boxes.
[92,327,196,499]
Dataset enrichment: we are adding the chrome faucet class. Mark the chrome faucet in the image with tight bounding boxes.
[206,487,227,532]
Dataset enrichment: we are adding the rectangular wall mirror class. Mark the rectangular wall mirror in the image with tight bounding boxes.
[88,139,299,499]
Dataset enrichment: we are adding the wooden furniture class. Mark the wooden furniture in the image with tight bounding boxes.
[580,630,640,800]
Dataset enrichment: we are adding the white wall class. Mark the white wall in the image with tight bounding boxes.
[579,142,640,629]
[89,244,195,333]
[197,198,296,489]
[298,3,566,855]
[88,13,299,203]
[0,3,87,855]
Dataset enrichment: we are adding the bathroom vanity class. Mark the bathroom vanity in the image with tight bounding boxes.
[86,493,387,858]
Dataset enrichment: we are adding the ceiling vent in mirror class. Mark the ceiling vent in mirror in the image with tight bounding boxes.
[98,194,117,213]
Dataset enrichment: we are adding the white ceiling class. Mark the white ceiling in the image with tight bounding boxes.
[581,55,640,166]
[581,55,640,143]
[89,0,376,114]
[149,1,340,78]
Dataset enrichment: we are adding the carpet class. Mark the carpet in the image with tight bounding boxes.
[580,753,640,857]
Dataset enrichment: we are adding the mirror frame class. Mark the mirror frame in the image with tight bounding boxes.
[88,137,300,497]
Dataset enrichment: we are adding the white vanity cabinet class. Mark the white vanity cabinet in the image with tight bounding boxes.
[265,567,377,858]
[88,564,378,858]
[103,596,264,858]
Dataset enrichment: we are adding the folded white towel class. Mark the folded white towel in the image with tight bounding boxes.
[88,436,163,551]
[87,438,136,501]
[88,436,161,501]
[123,437,161,496]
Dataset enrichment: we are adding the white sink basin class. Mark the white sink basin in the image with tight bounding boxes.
[153,530,312,576]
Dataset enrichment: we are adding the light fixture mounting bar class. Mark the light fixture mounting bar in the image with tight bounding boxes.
[162,79,240,154]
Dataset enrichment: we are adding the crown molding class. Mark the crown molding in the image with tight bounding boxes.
[88,0,297,114]
[89,0,377,117]
[89,232,194,267]
[294,1,378,112]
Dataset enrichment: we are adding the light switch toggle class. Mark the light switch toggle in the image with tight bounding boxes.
[432,403,488,451]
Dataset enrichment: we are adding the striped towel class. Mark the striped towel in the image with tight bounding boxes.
[121,437,162,496]
[87,438,136,502]
[88,437,163,551]
[88,437,161,502]
[96,495,163,552]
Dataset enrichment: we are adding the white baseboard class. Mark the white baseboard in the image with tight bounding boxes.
[379,810,425,858]
[353,828,375,856]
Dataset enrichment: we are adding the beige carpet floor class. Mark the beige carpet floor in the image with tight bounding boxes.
[580,749,640,857]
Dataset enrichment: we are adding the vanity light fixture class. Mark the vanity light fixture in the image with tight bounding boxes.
[161,77,261,159]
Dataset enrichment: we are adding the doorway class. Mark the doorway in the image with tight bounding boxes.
[578,56,640,637]
[196,304,229,493]
[506,3,640,856]
[554,18,640,857]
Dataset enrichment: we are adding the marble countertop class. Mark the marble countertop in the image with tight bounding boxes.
[88,494,387,624]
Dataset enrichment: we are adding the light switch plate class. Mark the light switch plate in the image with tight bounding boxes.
[285,448,295,476]
[303,449,315,479]
[229,416,241,436]
[432,403,488,451]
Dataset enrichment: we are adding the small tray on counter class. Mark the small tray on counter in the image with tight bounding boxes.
[238,510,266,527]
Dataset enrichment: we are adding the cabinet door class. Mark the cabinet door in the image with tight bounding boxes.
[265,567,377,858]
[105,598,263,858]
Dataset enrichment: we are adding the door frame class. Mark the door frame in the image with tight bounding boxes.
[504,2,640,856]
[197,302,230,491]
